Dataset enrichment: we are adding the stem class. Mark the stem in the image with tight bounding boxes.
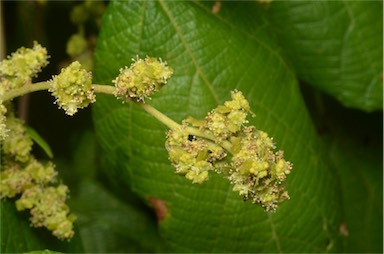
[0,81,51,101]
[0,82,114,102]
[138,102,181,130]
[1,82,233,153]
[92,84,116,95]
[139,103,232,153]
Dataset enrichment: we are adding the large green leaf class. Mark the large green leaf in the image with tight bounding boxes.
[267,1,383,112]
[92,1,342,252]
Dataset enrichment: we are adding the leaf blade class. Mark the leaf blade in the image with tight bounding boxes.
[92,1,343,252]
[267,1,383,111]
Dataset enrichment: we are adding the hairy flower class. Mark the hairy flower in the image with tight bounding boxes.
[2,117,33,163]
[204,90,253,142]
[0,41,49,89]
[0,158,57,198]
[0,161,31,198]
[228,127,292,211]
[166,124,225,184]
[113,56,173,102]
[0,111,75,240]
[165,90,292,211]
[50,61,95,115]
[16,185,76,240]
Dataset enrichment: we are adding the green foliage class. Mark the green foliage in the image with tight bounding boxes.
[2,0,382,253]
[268,1,383,112]
[93,0,344,252]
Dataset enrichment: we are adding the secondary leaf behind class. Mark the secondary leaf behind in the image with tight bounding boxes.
[267,1,383,112]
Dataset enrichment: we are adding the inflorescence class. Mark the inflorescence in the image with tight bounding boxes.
[50,61,95,116]
[0,42,292,240]
[113,56,173,102]
[166,91,292,211]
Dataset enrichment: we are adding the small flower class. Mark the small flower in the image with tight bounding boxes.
[113,56,173,102]
[229,126,292,211]
[16,185,76,240]
[0,161,31,198]
[0,41,49,89]
[166,125,225,184]
[66,34,88,57]
[50,61,95,116]
[70,4,90,25]
[0,157,57,199]
[26,159,57,185]
[204,90,252,142]
[2,117,33,163]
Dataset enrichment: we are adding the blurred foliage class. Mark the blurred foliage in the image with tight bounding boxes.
[1,0,382,253]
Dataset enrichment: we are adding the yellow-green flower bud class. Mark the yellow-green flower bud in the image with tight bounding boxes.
[66,34,88,57]
[185,162,210,184]
[166,125,223,184]
[204,90,251,142]
[0,42,49,89]
[26,159,57,185]
[50,61,95,116]
[229,126,292,211]
[16,185,75,240]
[70,4,89,25]
[0,161,31,198]
[0,158,57,199]
[113,57,173,102]
[2,117,33,163]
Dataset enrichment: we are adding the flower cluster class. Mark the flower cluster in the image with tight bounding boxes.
[15,185,76,240]
[113,56,173,102]
[166,125,226,184]
[1,117,33,163]
[0,42,49,139]
[0,41,49,90]
[0,116,76,240]
[166,91,292,211]
[50,61,95,116]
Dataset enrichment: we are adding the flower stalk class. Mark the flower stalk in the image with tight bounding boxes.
[0,82,232,153]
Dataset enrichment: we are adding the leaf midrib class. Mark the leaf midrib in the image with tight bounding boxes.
[158,0,220,104]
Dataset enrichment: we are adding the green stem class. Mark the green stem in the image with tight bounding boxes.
[0,83,114,102]
[92,84,116,95]
[0,81,51,101]
[1,83,233,153]
[138,103,232,152]
[138,102,181,130]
